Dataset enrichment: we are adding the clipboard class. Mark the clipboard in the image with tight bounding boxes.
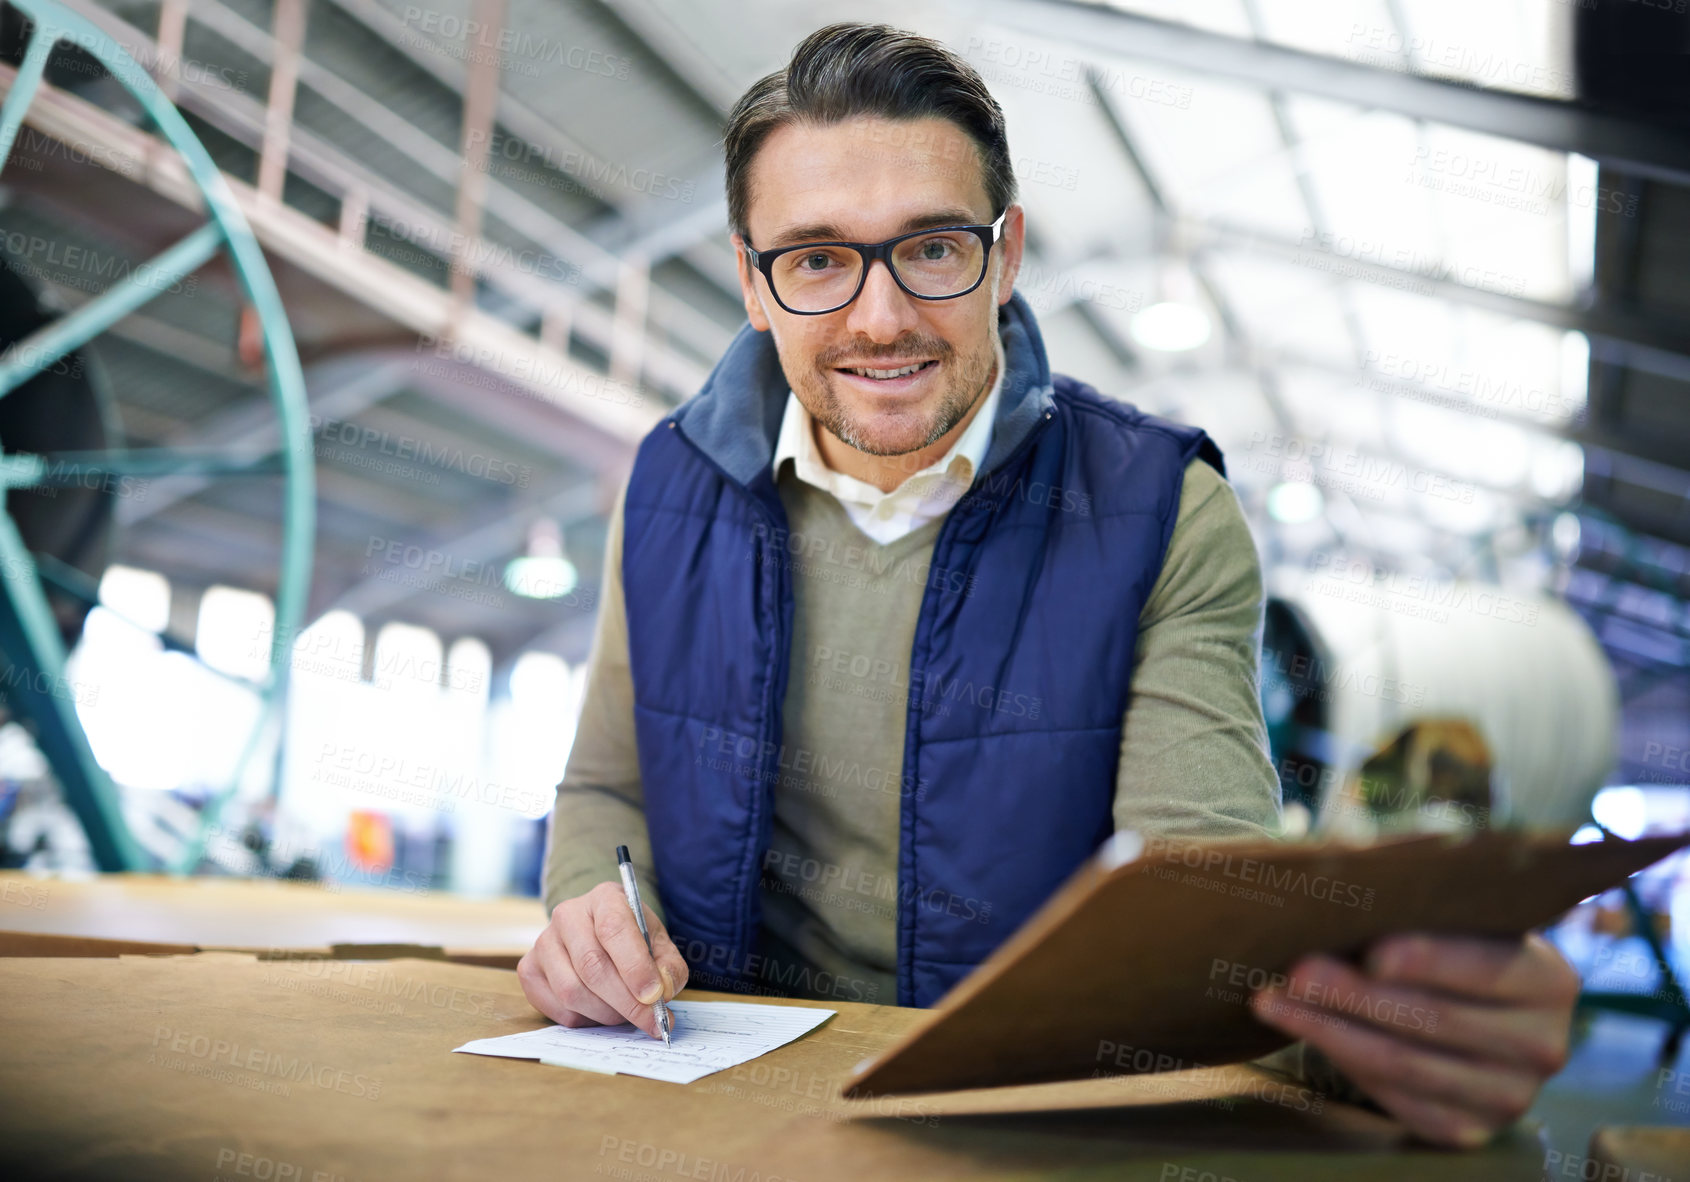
[842,828,1690,1097]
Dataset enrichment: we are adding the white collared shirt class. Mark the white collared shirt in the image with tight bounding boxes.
[772,332,1005,545]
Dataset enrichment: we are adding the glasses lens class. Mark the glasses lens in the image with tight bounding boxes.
[892,231,986,298]
[770,245,864,313]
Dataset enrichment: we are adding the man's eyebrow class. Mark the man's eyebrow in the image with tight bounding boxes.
[764,207,987,249]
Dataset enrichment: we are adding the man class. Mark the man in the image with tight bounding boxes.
[520,22,1579,1148]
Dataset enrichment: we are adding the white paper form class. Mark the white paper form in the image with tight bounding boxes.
[451,1000,835,1084]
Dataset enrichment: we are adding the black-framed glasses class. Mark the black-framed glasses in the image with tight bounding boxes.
[743,210,1008,315]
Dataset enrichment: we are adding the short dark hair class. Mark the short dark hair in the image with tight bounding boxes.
[723,23,1016,241]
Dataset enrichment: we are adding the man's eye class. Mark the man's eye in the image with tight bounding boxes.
[800,252,834,271]
[919,238,954,260]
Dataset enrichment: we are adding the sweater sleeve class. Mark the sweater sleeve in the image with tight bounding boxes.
[540,475,662,917]
[1113,457,1282,841]
[1116,461,1382,1105]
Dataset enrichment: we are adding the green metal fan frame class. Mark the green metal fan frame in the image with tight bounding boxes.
[0,0,314,871]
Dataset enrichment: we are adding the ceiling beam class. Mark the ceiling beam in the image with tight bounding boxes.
[1193,219,1690,384]
[981,0,1690,187]
[54,0,709,401]
[0,59,664,443]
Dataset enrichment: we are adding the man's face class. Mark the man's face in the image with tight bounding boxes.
[733,115,1025,459]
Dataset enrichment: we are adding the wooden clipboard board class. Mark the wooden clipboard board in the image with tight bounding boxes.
[842,828,1690,1097]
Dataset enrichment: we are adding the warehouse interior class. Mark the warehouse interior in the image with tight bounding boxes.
[0,0,1688,1176]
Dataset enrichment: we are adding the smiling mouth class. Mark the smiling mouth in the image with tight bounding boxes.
[835,359,939,381]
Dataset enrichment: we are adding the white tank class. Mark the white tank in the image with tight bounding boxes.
[1266,569,1618,832]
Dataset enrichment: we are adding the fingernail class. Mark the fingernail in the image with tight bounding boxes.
[1367,945,1402,977]
[1369,938,1416,978]
[659,964,678,1001]
[1295,956,1337,989]
[637,980,663,1006]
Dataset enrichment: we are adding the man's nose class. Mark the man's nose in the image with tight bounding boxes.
[844,259,920,341]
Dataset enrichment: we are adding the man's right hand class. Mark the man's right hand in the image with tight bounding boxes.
[517,881,689,1039]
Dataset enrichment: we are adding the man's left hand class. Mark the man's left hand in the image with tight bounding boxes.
[1249,932,1581,1147]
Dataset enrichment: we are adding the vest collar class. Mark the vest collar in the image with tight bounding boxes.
[673,290,1056,488]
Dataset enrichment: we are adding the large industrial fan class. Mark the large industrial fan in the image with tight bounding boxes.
[0,0,313,871]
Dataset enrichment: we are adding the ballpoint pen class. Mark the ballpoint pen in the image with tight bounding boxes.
[615,845,673,1048]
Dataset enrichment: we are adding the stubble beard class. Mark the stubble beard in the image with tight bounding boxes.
[797,334,997,459]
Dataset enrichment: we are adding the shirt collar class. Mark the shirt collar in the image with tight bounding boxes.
[773,327,1006,504]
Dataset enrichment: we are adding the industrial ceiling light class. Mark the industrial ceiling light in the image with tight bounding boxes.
[504,518,578,600]
[1129,301,1212,352]
[1266,480,1324,525]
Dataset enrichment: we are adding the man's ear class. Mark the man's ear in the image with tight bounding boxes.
[995,204,1027,306]
[731,233,773,332]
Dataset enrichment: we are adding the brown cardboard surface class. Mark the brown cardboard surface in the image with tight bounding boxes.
[1586,1125,1690,1177]
[846,829,1690,1097]
[0,871,543,963]
[0,929,199,957]
[0,952,1547,1180]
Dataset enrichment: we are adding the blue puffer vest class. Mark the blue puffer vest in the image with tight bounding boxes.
[622,291,1222,1007]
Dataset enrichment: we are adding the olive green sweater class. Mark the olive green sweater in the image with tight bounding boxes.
[542,455,1283,1005]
